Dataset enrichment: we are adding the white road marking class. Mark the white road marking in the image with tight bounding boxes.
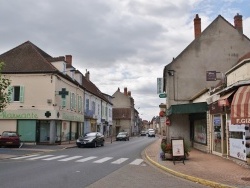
[129,159,144,165]
[111,158,129,164]
[11,154,40,159]
[11,154,144,166]
[26,155,54,160]
[93,157,113,163]
[43,155,68,160]
[76,156,97,162]
[58,156,82,161]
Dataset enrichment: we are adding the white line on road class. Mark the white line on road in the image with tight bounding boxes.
[26,155,54,160]
[42,155,68,160]
[129,159,144,165]
[11,155,41,159]
[93,157,113,163]
[111,158,129,164]
[58,156,82,161]
[76,156,97,162]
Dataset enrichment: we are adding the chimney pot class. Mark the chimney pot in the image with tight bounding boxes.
[234,13,243,33]
[194,14,201,39]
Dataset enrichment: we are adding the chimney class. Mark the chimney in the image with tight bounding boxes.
[194,14,201,39]
[234,13,243,33]
[124,87,128,96]
[128,91,131,96]
[85,71,90,81]
[65,55,72,65]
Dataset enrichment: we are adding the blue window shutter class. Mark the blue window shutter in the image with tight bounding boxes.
[70,92,72,109]
[8,86,13,102]
[19,86,24,103]
[74,94,77,110]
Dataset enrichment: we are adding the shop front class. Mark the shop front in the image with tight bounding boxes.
[0,109,84,145]
[209,101,229,156]
[229,85,250,161]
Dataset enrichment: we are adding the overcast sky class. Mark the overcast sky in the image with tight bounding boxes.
[1,0,250,121]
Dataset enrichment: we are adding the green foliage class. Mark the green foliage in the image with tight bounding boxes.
[0,62,11,112]
[247,152,250,158]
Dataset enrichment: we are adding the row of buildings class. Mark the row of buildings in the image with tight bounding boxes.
[0,41,143,144]
[160,13,250,162]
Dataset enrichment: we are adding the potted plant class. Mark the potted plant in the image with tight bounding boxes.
[164,143,173,159]
[246,152,250,165]
[160,142,166,160]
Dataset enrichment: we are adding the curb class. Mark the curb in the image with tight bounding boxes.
[144,143,236,188]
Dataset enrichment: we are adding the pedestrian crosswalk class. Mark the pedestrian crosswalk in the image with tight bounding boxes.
[11,154,144,166]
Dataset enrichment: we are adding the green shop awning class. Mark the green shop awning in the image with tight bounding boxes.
[166,102,208,116]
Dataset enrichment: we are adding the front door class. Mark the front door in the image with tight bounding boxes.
[212,114,227,155]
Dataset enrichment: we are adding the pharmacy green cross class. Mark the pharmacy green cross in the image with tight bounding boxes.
[59,88,69,99]
[45,111,51,118]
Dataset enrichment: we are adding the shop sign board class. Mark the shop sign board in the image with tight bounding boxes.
[171,139,185,165]
[157,78,163,94]
[159,93,167,98]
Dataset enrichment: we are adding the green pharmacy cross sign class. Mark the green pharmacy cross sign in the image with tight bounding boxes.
[59,88,69,99]
[159,93,167,98]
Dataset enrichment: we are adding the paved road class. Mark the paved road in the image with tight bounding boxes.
[0,136,208,188]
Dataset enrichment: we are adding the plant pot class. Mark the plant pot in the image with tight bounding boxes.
[246,157,250,165]
[165,153,173,160]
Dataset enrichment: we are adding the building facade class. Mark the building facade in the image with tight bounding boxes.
[163,14,250,153]
[0,41,84,144]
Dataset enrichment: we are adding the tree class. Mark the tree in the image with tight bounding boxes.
[0,62,11,112]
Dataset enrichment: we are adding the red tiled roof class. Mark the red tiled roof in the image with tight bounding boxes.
[0,40,111,104]
[82,76,111,103]
[0,41,57,73]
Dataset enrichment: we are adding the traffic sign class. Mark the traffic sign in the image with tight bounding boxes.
[159,93,167,98]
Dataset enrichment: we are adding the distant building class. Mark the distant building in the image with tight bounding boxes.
[112,87,137,136]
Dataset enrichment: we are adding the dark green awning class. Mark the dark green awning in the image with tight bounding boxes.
[166,102,208,116]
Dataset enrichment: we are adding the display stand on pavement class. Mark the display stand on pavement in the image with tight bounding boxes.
[171,138,185,165]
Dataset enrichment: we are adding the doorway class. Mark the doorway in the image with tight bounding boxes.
[212,114,227,155]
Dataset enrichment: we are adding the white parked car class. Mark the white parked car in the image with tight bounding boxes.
[148,129,155,137]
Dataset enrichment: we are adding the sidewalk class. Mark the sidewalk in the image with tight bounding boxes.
[1,137,250,187]
[144,137,250,188]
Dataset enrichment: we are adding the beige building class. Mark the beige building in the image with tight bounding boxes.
[163,14,250,153]
[112,87,137,136]
[0,41,85,144]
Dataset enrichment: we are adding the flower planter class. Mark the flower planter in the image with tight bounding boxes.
[165,153,173,160]
[247,158,250,165]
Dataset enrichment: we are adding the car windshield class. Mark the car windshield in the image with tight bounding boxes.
[118,132,127,135]
[2,132,17,137]
[84,132,97,137]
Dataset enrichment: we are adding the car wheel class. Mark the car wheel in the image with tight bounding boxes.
[101,141,104,146]
[93,142,97,148]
